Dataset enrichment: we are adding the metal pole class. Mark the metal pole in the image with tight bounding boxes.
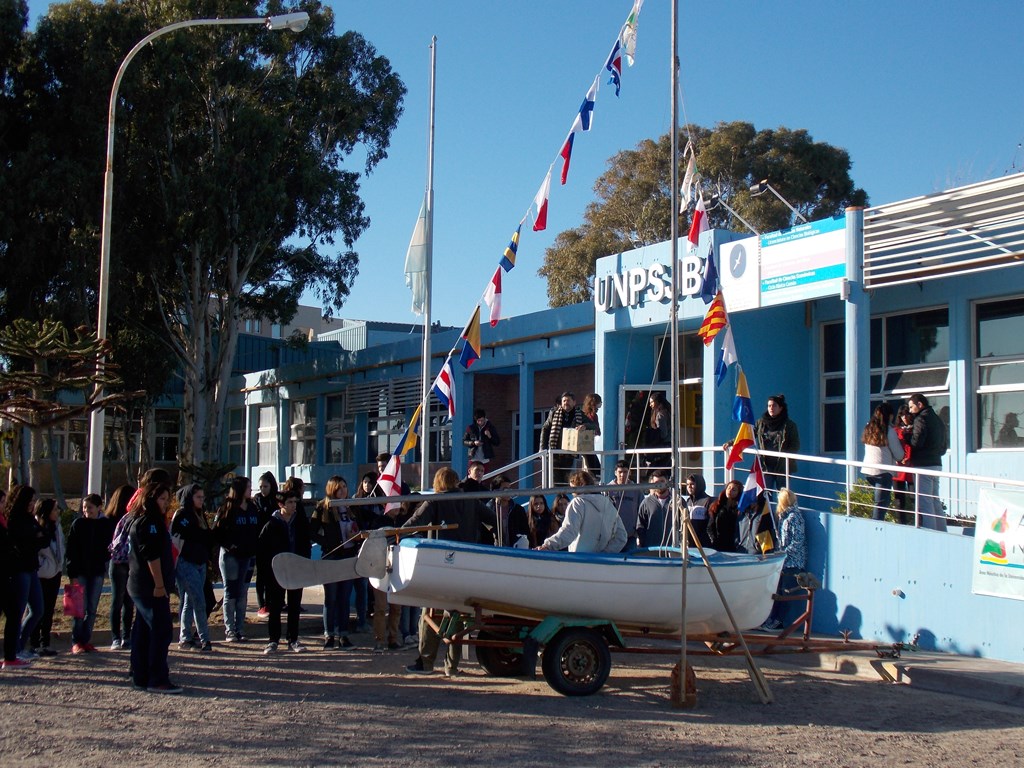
[419,37,437,491]
[85,15,308,494]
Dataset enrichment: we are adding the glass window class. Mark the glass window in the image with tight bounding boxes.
[656,334,704,383]
[975,296,1024,449]
[513,409,548,461]
[427,406,453,464]
[154,409,180,463]
[227,408,245,470]
[821,308,949,453]
[290,399,317,465]
[368,413,406,462]
[325,395,353,465]
[257,405,278,466]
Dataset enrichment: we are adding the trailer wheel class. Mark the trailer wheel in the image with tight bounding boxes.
[541,627,611,696]
[475,630,525,677]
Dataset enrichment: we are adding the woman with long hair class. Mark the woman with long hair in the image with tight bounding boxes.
[214,476,259,643]
[106,484,137,649]
[893,405,915,525]
[172,484,214,651]
[311,475,357,650]
[349,471,381,633]
[127,481,181,693]
[580,393,603,475]
[4,485,48,667]
[526,496,555,548]
[644,392,671,467]
[31,498,65,656]
[760,488,808,631]
[252,471,279,619]
[707,480,743,553]
[861,402,904,521]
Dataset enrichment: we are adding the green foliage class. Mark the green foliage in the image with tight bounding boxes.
[832,479,878,519]
[178,459,237,509]
[539,121,869,307]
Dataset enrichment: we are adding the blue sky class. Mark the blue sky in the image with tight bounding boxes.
[25,1,1024,328]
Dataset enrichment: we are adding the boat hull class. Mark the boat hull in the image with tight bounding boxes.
[372,539,786,634]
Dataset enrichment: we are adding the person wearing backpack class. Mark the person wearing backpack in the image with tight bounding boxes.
[106,485,136,650]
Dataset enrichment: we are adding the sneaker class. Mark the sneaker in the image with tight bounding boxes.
[178,640,193,651]
[3,658,32,669]
[289,641,306,653]
[147,683,184,695]
[200,641,213,652]
[372,642,387,653]
[323,636,336,650]
[264,642,278,655]
[83,644,98,653]
[388,641,402,651]
[110,639,122,651]
[72,643,88,655]
[224,634,239,644]
[340,636,354,649]
[256,607,270,619]
[405,658,433,675]
[403,634,419,647]
[237,634,247,643]
[120,640,131,651]
[444,668,460,679]
[38,647,58,657]
[759,619,783,632]
[18,649,38,661]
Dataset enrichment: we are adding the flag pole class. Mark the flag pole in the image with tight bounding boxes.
[420,36,437,492]
[668,0,694,709]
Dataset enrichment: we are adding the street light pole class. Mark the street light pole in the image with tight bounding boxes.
[86,13,310,494]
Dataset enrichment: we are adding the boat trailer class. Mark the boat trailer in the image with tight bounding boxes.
[427,573,914,699]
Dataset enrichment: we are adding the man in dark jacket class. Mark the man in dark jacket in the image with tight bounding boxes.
[257,489,312,654]
[463,408,500,466]
[907,393,948,531]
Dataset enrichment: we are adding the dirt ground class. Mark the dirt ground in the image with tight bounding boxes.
[1,610,1022,768]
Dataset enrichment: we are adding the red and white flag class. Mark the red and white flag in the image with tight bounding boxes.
[483,267,502,327]
[687,193,708,250]
[377,453,402,498]
[431,359,456,420]
[533,169,552,232]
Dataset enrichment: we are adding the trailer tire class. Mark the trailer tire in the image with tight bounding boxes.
[475,630,525,677]
[541,627,611,696]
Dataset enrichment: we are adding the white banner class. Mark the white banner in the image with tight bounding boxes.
[972,488,1024,601]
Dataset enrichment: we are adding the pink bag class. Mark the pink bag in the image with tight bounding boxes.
[63,581,85,619]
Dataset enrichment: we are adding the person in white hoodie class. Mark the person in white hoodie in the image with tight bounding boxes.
[536,470,628,553]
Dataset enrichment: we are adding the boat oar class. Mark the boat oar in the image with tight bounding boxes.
[685,520,774,705]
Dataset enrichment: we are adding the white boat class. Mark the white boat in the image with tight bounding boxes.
[371,538,786,634]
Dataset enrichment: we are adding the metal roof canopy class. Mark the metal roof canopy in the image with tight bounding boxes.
[863,172,1024,288]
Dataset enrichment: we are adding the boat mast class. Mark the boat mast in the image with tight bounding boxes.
[419,37,437,491]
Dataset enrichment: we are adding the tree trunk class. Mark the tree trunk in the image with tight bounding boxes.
[46,425,67,509]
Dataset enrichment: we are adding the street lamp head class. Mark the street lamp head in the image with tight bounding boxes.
[266,12,309,32]
[749,179,769,195]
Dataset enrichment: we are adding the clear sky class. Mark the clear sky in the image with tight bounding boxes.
[24,1,1024,329]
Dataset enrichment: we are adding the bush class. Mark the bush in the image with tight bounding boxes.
[832,479,899,522]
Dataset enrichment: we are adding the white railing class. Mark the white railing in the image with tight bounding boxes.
[486,445,1024,533]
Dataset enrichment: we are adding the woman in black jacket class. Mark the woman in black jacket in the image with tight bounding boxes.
[258,489,312,654]
[707,481,742,553]
[252,471,279,618]
[214,477,260,642]
[172,484,214,651]
[3,485,48,668]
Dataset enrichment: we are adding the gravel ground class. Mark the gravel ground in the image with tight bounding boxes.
[1,620,1022,768]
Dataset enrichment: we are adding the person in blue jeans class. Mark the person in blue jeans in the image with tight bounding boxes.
[127,481,181,694]
[310,476,357,650]
[907,393,949,532]
[66,493,113,654]
[860,403,903,521]
[214,476,260,642]
[172,484,214,651]
[4,485,49,668]
[105,484,136,650]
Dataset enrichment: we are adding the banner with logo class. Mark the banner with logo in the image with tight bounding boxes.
[972,488,1024,601]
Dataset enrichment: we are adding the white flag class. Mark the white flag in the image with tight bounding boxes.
[679,142,696,213]
[404,200,427,315]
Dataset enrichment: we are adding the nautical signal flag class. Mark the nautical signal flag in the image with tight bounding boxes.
[715,325,737,387]
[483,267,502,327]
[754,499,777,554]
[700,242,719,304]
[726,370,755,469]
[697,292,727,346]
[500,225,521,272]
[377,453,402,498]
[687,193,708,250]
[738,456,766,513]
[458,306,482,368]
[399,404,422,456]
[621,0,643,67]
[533,170,551,232]
[432,360,456,420]
[605,39,622,96]
[559,77,598,185]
